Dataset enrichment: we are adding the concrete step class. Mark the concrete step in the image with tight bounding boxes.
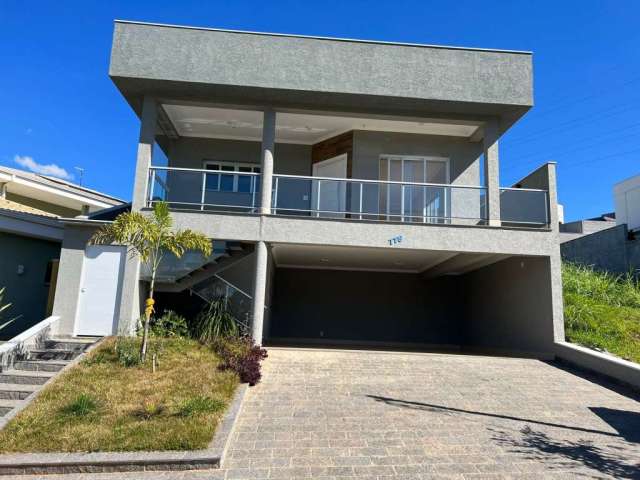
[13,359,69,372]
[45,339,95,352]
[0,399,21,416]
[0,383,37,400]
[0,370,54,385]
[28,349,79,361]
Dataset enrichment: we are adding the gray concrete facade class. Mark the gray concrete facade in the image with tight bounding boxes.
[483,119,501,226]
[75,21,563,354]
[110,21,533,131]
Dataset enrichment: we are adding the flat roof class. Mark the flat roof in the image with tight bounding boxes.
[114,19,532,56]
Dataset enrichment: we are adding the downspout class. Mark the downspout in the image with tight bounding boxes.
[0,172,16,198]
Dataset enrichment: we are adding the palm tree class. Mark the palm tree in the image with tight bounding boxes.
[90,202,212,361]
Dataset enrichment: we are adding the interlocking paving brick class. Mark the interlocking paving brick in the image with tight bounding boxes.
[3,348,640,480]
[212,348,640,480]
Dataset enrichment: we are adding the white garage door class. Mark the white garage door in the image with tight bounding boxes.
[75,245,126,336]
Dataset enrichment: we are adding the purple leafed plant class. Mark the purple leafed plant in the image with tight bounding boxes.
[213,336,268,386]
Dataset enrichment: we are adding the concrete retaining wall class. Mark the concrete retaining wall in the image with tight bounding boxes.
[555,341,640,391]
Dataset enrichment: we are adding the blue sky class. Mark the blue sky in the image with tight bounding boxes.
[1,1,639,221]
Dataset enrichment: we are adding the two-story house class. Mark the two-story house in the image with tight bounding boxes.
[53,21,563,357]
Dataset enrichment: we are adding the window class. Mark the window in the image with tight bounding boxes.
[203,161,260,193]
[43,259,59,286]
[379,155,450,223]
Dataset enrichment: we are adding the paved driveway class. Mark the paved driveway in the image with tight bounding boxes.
[221,347,640,479]
[4,347,640,480]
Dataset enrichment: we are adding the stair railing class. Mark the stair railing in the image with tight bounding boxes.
[190,274,252,334]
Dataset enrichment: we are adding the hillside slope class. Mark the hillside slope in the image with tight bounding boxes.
[563,263,640,363]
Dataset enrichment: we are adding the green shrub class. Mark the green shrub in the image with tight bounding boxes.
[115,337,142,367]
[191,299,239,342]
[177,395,226,417]
[61,393,99,417]
[151,310,189,338]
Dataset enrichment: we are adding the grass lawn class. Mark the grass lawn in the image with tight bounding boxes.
[0,337,238,453]
[563,262,640,363]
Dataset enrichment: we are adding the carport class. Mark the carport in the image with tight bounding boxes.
[267,243,556,356]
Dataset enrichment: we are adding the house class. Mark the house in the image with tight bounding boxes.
[0,166,124,338]
[561,173,640,275]
[614,173,640,232]
[52,21,563,356]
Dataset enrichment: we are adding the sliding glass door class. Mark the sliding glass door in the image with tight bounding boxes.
[379,156,449,223]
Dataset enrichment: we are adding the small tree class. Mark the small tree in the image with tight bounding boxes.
[90,202,212,361]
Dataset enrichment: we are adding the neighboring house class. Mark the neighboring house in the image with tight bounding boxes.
[0,166,124,338]
[53,21,563,357]
[559,212,617,244]
[614,173,640,232]
[561,173,640,275]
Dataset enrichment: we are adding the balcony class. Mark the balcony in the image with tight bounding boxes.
[147,166,550,228]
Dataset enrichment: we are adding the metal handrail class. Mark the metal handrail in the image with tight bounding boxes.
[149,165,260,176]
[213,274,252,299]
[272,173,491,191]
[146,166,550,226]
[500,186,549,193]
[148,166,548,192]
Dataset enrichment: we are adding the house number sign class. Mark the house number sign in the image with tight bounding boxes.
[388,235,403,246]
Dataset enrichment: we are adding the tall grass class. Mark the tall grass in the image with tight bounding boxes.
[562,263,640,308]
[563,262,640,363]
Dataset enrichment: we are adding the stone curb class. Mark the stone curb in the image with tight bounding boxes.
[0,362,248,475]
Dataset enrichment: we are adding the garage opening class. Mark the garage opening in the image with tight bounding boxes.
[267,244,557,356]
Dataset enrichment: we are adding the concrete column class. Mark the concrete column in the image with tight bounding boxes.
[118,96,157,335]
[550,251,565,343]
[483,119,501,226]
[131,96,158,211]
[545,162,559,230]
[0,182,6,198]
[545,162,564,343]
[251,240,268,344]
[259,109,276,214]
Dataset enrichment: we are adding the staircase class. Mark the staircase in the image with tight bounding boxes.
[0,338,96,427]
[155,241,254,293]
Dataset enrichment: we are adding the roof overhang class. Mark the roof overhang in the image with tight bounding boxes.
[0,171,116,213]
[109,21,534,135]
[0,209,63,242]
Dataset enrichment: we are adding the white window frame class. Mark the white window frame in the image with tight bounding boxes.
[379,155,450,223]
[202,160,260,192]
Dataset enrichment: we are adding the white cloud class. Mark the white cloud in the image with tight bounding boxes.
[14,155,73,180]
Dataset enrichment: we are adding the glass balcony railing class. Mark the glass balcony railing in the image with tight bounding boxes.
[148,166,261,212]
[146,167,550,228]
[499,188,550,226]
[272,174,488,225]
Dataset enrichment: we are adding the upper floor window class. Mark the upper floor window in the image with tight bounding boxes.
[203,161,260,193]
